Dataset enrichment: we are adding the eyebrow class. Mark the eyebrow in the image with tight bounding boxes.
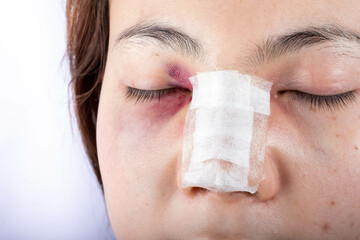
[115,21,360,68]
[248,25,360,67]
[115,21,204,59]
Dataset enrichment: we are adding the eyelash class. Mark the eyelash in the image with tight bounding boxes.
[125,87,186,103]
[126,87,358,111]
[286,90,358,111]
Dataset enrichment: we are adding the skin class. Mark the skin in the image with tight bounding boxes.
[96,0,360,239]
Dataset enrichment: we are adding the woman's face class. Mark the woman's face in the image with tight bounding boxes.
[97,0,360,239]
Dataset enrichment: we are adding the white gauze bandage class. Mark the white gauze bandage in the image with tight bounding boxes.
[181,70,272,193]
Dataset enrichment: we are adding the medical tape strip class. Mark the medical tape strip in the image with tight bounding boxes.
[190,71,253,167]
[189,71,271,166]
[182,70,272,193]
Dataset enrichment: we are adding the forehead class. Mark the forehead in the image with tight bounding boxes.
[107,0,360,69]
[108,0,360,37]
[107,0,360,74]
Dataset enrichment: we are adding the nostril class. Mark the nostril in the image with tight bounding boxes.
[177,168,208,197]
[229,191,253,197]
[191,187,210,195]
[180,185,256,202]
[181,186,209,197]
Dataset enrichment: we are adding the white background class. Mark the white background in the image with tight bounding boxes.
[0,0,115,239]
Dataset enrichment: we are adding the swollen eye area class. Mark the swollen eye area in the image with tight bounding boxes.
[125,87,191,103]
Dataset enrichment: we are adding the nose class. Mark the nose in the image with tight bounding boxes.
[177,152,280,202]
[178,70,280,201]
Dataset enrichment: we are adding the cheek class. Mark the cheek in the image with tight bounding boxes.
[97,93,191,231]
[268,99,360,234]
[118,93,191,141]
[307,161,360,234]
[97,91,191,169]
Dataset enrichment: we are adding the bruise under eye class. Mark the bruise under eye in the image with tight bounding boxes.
[125,86,192,121]
[125,86,191,103]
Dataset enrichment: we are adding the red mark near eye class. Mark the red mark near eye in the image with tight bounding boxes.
[150,94,189,118]
[167,63,193,90]
[322,223,330,232]
[355,145,359,150]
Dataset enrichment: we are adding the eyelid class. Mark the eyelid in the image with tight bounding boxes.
[127,86,359,111]
[125,86,190,103]
[286,90,359,111]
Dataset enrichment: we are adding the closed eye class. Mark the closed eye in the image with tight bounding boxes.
[126,86,359,111]
[286,90,359,111]
[125,87,190,103]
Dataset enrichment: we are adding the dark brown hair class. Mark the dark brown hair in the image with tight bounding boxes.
[66,0,109,187]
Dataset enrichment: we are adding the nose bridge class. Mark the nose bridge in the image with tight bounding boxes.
[179,70,273,194]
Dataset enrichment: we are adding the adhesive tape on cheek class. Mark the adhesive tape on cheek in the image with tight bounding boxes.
[181,70,272,194]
